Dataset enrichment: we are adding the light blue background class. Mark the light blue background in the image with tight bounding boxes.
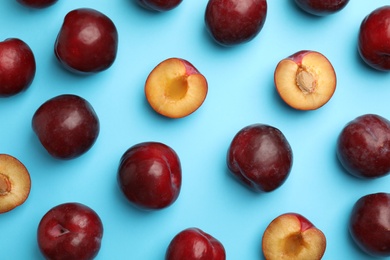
[1,1,390,259]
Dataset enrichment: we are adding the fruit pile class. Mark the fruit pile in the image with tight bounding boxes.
[1,0,390,259]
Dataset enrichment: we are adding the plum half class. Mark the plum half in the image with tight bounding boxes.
[262,213,326,260]
[0,154,31,213]
[274,50,336,110]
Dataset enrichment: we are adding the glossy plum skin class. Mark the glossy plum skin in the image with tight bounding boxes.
[227,124,293,192]
[337,114,390,179]
[349,193,390,257]
[37,203,103,260]
[0,38,36,97]
[55,8,118,74]
[32,94,100,160]
[137,0,183,11]
[294,0,349,16]
[205,0,267,46]
[16,0,58,8]
[117,142,182,210]
[358,6,390,71]
[166,228,226,260]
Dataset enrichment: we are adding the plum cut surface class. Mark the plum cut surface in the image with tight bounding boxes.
[262,213,326,260]
[145,58,208,118]
[274,51,336,110]
[0,154,31,213]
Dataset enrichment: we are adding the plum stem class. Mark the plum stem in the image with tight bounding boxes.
[49,224,70,237]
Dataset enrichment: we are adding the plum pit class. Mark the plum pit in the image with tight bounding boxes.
[0,173,11,195]
[296,68,317,94]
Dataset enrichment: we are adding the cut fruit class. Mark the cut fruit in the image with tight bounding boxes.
[0,154,31,213]
[145,58,208,118]
[262,213,326,260]
[274,50,336,110]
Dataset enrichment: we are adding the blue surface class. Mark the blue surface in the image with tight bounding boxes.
[1,1,390,259]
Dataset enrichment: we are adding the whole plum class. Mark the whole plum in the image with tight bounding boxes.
[227,124,293,192]
[205,0,267,46]
[337,114,390,178]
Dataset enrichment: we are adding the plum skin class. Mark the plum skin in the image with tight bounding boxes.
[165,228,226,260]
[294,0,350,16]
[0,38,36,97]
[117,142,182,210]
[349,193,390,257]
[137,0,183,11]
[205,0,267,46]
[358,6,390,71]
[37,202,103,260]
[16,0,58,8]
[32,94,100,160]
[337,114,390,178]
[227,124,293,192]
[55,8,118,74]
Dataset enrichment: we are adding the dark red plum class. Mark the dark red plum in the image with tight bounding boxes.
[227,124,293,192]
[349,193,390,257]
[118,142,182,210]
[32,94,100,160]
[358,6,390,71]
[0,38,36,97]
[337,114,390,178]
[17,0,58,8]
[166,228,226,260]
[37,202,103,260]
[294,0,349,16]
[205,0,267,46]
[137,0,183,11]
[55,8,118,74]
